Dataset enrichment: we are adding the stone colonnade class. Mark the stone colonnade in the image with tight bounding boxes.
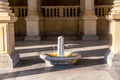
[0,0,120,73]
[25,0,98,41]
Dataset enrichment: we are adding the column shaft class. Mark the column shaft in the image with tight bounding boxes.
[80,0,98,40]
[25,0,41,41]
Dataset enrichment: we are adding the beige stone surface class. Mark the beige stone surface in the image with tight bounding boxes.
[44,18,79,36]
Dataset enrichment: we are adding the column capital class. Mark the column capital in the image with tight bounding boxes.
[107,0,120,20]
[0,0,17,23]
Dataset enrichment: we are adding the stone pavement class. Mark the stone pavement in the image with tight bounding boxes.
[0,40,116,80]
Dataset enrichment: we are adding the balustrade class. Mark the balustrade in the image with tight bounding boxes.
[95,5,112,17]
[11,6,27,17]
[41,6,80,18]
[10,5,112,18]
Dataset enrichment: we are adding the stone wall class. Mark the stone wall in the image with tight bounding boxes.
[14,17,109,40]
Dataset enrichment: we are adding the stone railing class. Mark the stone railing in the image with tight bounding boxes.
[10,5,112,18]
[10,6,27,17]
[41,6,80,18]
[95,5,112,17]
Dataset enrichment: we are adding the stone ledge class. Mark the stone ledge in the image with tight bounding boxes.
[82,35,98,40]
[25,36,41,41]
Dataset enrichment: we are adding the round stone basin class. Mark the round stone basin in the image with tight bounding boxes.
[40,52,81,66]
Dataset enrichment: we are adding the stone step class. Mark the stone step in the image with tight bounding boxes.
[45,36,80,40]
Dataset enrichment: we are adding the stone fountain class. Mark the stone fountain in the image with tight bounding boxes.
[40,36,81,66]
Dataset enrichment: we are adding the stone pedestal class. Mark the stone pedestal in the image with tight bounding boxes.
[105,0,120,79]
[0,0,19,69]
[25,0,41,41]
[80,0,98,40]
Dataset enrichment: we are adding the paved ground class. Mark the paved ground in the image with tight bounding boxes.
[0,40,116,80]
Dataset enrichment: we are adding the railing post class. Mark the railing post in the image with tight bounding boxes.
[59,7,64,17]
[14,8,19,17]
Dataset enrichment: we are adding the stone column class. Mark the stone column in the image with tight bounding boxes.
[105,0,120,67]
[80,0,98,40]
[0,0,19,69]
[25,0,41,40]
[105,0,120,79]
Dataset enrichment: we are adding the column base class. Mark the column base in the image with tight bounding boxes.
[105,50,120,68]
[82,35,98,40]
[0,52,20,70]
[105,50,120,80]
[25,36,41,41]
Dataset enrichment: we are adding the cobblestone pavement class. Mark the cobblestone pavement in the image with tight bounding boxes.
[0,40,115,80]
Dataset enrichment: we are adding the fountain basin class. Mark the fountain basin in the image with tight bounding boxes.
[40,52,81,66]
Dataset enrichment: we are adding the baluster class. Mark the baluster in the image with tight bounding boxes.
[71,8,73,17]
[14,8,19,17]
[75,8,78,17]
[97,8,99,16]
[56,8,59,17]
[45,8,47,17]
[49,8,51,17]
[100,8,102,16]
[106,7,109,15]
[59,7,64,17]
[23,8,26,17]
[54,8,56,17]
[64,8,67,17]
[68,8,70,17]
[50,8,52,17]
[63,8,65,17]
[52,8,55,17]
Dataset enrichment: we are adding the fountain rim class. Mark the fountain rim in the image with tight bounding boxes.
[39,52,81,59]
